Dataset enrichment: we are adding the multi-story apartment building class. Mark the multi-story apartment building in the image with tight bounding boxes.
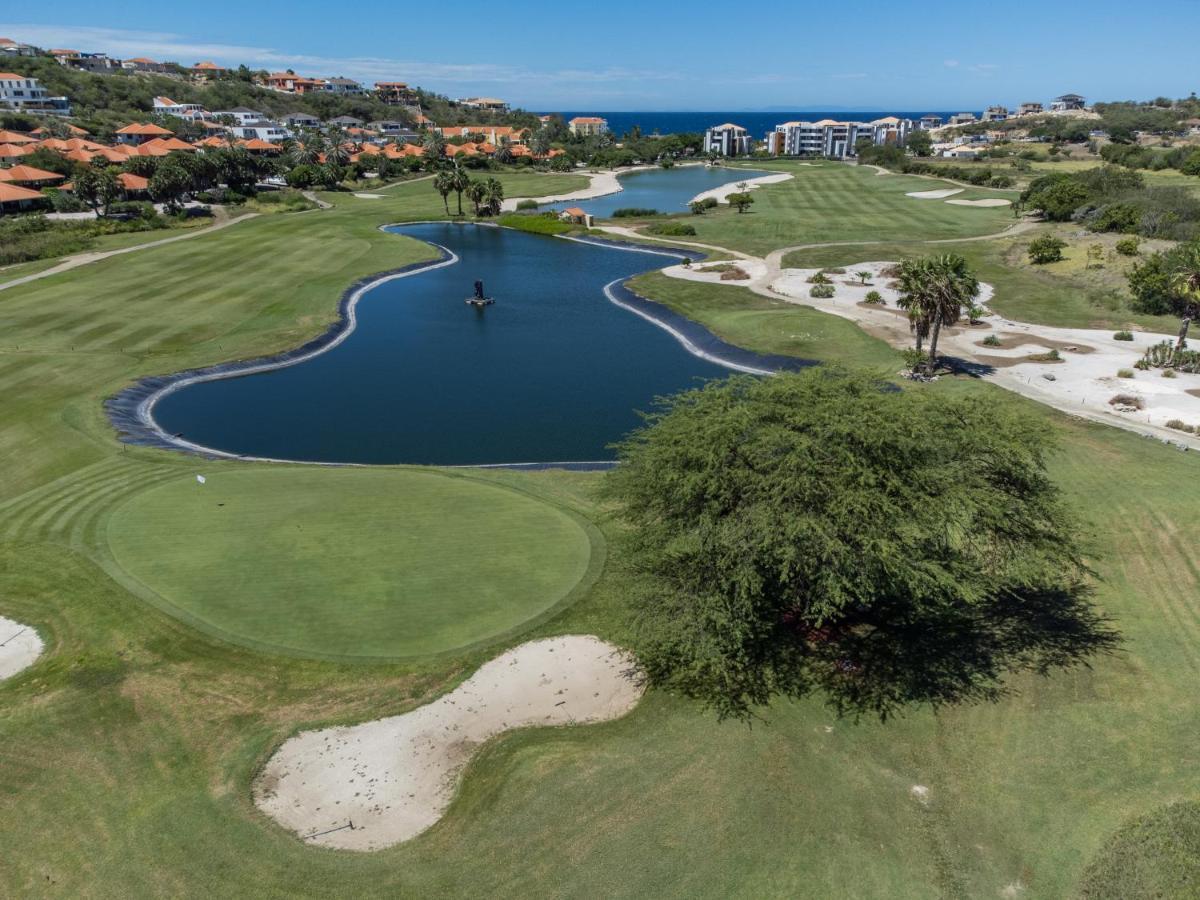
[0,72,71,115]
[376,82,418,106]
[0,38,40,57]
[919,114,943,130]
[1018,102,1044,116]
[704,123,752,156]
[1050,93,1086,111]
[982,105,1009,122]
[568,116,609,137]
[948,112,978,125]
[765,117,911,159]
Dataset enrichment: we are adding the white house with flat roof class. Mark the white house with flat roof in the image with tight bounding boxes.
[704,123,752,156]
[766,117,912,159]
[1050,93,1086,111]
[0,71,71,115]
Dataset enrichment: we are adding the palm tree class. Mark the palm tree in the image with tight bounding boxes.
[287,139,320,168]
[1170,246,1200,359]
[531,130,552,158]
[324,137,351,168]
[483,178,505,216]
[433,171,454,215]
[449,165,471,216]
[896,254,980,375]
[422,130,446,159]
[494,138,513,165]
[855,270,872,285]
[465,179,486,216]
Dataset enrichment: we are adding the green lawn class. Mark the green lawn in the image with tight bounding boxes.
[676,161,1015,255]
[783,224,1182,333]
[103,467,598,659]
[1,160,1198,898]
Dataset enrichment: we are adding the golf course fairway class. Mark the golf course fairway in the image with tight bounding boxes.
[105,467,598,659]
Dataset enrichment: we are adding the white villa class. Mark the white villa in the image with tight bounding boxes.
[765,117,912,159]
[568,116,609,137]
[0,71,71,115]
[704,123,752,156]
[153,96,209,121]
[1050,93,1087,111]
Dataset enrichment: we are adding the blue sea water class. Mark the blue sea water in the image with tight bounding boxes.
[554,111,973,139]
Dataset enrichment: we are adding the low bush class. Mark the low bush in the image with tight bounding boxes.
[1163,369,1177,379]
[806,271,832,285]
[1165,419,1195,433]
[901,348,927,371]
[645,222,696,236]
[613,207,660,218]
[495,212,571,235]
[1117,368,1135,378]
[810,283,835,299]
[982,334,1002,347]
[0,211,170,266]
[515,199,538,211]
[863,290,885,305]
[966,304,987,324]
[1109,393,1144,409]
[1114,236,1141,256]
[1028,235,1067,264]
[1030,349,1062,362]
[1113,330,1134,341]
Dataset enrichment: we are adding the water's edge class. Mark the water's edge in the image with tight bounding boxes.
[105,224,814,469]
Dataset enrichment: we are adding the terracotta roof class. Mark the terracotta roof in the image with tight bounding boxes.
[127,57,159,64]
[238,138,281,151]
[117,172,150,191]
[116,123,174,136]
[31,124,89,136]
[569,117,606,124]
[0,182,44,203]
[90,147,133,163]
[563,207,587,217]
[154,96,179,106]
[0,143,32,158]
[0,72,29,80]
[0,164,65,183]
[145,137,197,152]
[192,61,225,70]
[0,129,36,144]
[62,149,97,163]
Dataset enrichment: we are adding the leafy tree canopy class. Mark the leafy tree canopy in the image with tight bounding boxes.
[603,369,1116,720]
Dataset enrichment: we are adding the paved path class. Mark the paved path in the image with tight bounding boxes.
[0,212,260,293]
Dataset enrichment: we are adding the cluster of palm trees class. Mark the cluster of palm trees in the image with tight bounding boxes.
[894,253,981,376]
[432,166,504,217]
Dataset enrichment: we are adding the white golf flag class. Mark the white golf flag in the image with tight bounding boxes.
[196,475,207,484]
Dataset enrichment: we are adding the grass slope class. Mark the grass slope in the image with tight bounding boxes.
[680,161,1014,255]
[104,467,597,659]
[0,164,1198,899]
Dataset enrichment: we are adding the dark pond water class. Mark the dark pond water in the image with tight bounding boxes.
[545,165,767,218]
[152,223,735,465]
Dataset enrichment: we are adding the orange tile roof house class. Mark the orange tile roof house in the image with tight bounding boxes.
[0,180,46,213]
[0,142,33,161]
[190,61,227,82]
[376,82,417,105]
[114,123,175,145]
[568,116,608,137]
[0,37,40,58]
[0,164,65,185]
[122,57,171,74]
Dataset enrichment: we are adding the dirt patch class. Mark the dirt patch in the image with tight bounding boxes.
[992,332,1097,354]
[254,635,643,851]
[975,353,1067,369]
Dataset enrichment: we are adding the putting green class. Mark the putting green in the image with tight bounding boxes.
[105,467,597,659]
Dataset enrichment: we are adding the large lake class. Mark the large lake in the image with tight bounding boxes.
[546,165,767,218]
[152,223,738,465]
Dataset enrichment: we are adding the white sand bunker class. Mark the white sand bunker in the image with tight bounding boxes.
[255,635,643,851]
[906,188,962,199]
[353,193,385,199]
[0,616,43,680]
[946,198,1012,207]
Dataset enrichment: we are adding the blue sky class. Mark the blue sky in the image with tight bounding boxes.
[4,1,1197,110]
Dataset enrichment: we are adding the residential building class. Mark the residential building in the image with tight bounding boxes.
[265,72,302,92]
[765,118,912,159]
[282,111,321,129]
[376,82,417,106]
[153,96,209,120]
[0,72,71,116]
[919,114,943,130]
[114,123,175,145]
[230,120,291,143]
[0,181,46,214]
[191,61,227,82]
[457,97,509,113]
[1018,102,1044,116]
[948,112,977,125]
[438,125,528,145]
[328,115,364,128]
[213,107,267,126]
[61,52,121,75]
[1050,93,1086,111]
[122,57,172,74]
[324,77,365,95]
[704,123,752,156]
[569,116,608,137]
[982,105,1009,122]
[0,38,40,57]
[48,49,81,64]
[368,121,420,142]
[559,207,591,226]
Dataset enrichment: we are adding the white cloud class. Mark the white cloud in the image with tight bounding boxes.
[832,72,868,80]
[943,59,960,68]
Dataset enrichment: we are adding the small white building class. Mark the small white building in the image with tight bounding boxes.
[214,107,269,126]
[982,105,1009,122]
[568,116,609,137]
[0,37,40,57]
[231,120,291,143]
[0,71,71,115]
[153,96,209,121]
[1050,93,1086,111]
[948,112,978,125]
[324,77,365,95]
[282,111,321,129]
[704,123,752,156]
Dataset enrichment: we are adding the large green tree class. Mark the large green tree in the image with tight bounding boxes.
[895,253,980,374]
[603,369,1115,720]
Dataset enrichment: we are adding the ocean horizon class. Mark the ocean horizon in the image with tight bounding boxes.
[552,111,978,138]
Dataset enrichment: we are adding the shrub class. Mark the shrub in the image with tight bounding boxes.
[1134,359,1151,370]
[1165,419,1195,433]
[645,222,697,236]
[613,207,660,218]
[901,348,928,371]
[863,290,884,304]
[810,283,835,298]
[1163,368,1177,379]
[1117,368,1135,378]
[1028,235,1067,264]
[982,334,1002,347]
[1114,331,1134,341]
[806,271,832,285]
[966,304,986,324]
[515,199,538,211]
[1030,349,1062,362]
[1114,236,1141,256]
[1109,393,1144,409]
[495,213,571,235]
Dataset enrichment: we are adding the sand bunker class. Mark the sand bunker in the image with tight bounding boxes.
[0,616,43,680]
[255,635,643,851]
[690,171,793,206]
[945,198,1012,207]
[906,188,962,199]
